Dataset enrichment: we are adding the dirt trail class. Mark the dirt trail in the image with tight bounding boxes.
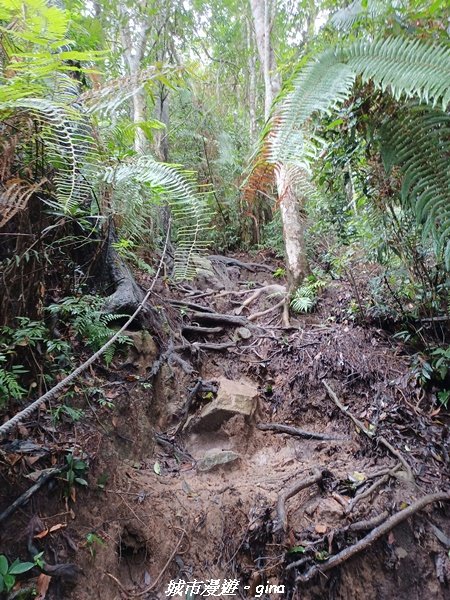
[1,253,449,600]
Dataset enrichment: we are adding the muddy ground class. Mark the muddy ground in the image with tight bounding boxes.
[1,253,449,600]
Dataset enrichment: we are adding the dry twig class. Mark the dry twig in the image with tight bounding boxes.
[257,423,345,441]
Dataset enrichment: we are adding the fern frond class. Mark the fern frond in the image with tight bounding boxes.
[380,106,450,266]
[105,157,211,279]
[329,0,391,31]
[80,65,182,116]
[0,98,99,214]
[0,178,46,227]
[270,50,356,163]
[346,37,450,109]
[272,36,450,165]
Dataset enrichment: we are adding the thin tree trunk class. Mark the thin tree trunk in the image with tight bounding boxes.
[154,85,170,162]
[120,17,150,154]
[276,164,309,291]
[249,0,309,286]
[247,19,257,140]
[131,87,148,154]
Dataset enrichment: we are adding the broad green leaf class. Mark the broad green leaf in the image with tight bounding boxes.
[0,556,8,576]
[4,573,15,591]
[9,560,34,575]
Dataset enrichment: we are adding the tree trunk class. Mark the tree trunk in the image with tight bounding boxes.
[276,164,309,291]
[101,223,157,328]
[249,0,309,287]
[246,19,257,140]
[154,84,170,162]
[131,86,149,154]
[120,18,150,154]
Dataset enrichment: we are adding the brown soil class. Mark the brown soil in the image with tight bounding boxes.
[1,253,449,600]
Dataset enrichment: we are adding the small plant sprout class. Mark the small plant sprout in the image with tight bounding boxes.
[85,533,105,558]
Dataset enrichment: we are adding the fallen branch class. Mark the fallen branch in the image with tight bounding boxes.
[323,380,413,481]
[276,469,323,533]
[0,467,66,525]
[295,492,450,582]
[257,423,345,441]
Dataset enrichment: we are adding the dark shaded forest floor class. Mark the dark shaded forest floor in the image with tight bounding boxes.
[1,252,449,600]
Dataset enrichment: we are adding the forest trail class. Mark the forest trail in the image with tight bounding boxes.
[2,253,450,600]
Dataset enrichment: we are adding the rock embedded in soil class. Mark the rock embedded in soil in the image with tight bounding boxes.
[236,326,252,340]
[185,377,258,432]
[196,450,240,472]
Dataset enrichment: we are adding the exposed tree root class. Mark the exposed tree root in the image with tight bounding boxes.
[293,492,450,582]
[276,469,324,533]
[27,515,80,581]
[323,380,414,481]
[248,298,286,321]
[182,325,224,336]
[257,423,346,441]
[215,284,291,325]
[208,254,275,273]
[234,284,286,315]
[174,379,217,434]
[0,467,66,525]
[346,463,402,514]
[168,299,215,313]
[190,311,250,327]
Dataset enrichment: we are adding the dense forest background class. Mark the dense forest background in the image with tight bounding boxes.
[1,0,449,410]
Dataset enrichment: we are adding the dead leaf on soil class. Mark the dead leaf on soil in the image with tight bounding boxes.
[315,524,328,534]
[348,471,366,483]
[35,573,51,599]
[35,523,67,539]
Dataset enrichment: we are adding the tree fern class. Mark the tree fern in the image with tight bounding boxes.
[272,37,450,164]
[270,35,450,268]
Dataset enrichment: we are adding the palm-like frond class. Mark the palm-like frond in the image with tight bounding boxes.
[346,37,450,108]
[272,37,450,164]
[104,157,211,279]
[380,106,450,266]
[0,98,98,213]
[270,50,356,163]
[0,178,46,226]
[329,0,391,31]
[269,35,450,267]
[80,66,182,116]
